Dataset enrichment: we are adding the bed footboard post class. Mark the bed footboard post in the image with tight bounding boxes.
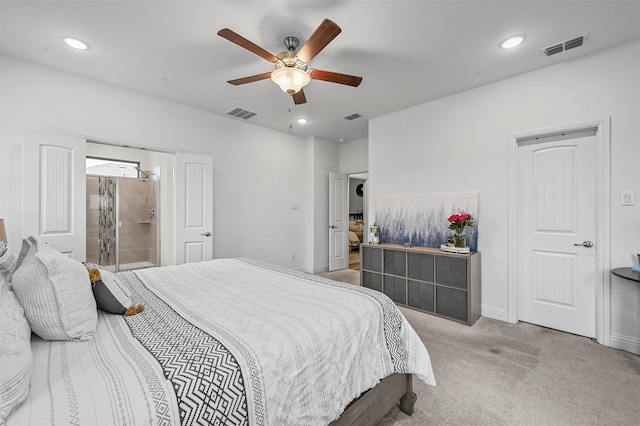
[399,374,417,415]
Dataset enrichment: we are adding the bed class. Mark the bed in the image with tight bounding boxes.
[1,237,436,425]
[349,220,365,251]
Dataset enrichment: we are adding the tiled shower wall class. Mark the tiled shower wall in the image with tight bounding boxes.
[86,176,157,268]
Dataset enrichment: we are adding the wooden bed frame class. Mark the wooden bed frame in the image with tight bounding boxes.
[330,373,417,425]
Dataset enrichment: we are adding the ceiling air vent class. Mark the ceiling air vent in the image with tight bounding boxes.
[227,107,257,120]
[543,43,564,56]
[564,36,584,51]
[343,112,362,121]
[542,33,589,57]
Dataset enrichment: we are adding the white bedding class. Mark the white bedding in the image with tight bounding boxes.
[349,230,361,246]
[8,258,435,425]
[9,313,179,425]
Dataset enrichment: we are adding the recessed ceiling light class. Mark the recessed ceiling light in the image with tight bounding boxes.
[500,35,526,49]
[297,118,308,124]
[63,37,90,50]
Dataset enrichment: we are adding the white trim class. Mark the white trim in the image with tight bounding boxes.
[83,135,180,154]
[480,305,509,322]
[507,118,611,345]
[609,333,640,354]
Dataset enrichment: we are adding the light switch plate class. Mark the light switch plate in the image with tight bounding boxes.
[621,190,635,206]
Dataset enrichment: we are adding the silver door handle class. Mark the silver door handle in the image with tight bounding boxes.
[574,240,593,248]
[201,232,212,237]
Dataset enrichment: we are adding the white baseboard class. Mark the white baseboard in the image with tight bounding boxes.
[609,333,640,355]
[481,305,510,322]
[312,265,329,274]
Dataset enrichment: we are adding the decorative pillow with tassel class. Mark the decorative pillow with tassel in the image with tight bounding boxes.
[88,268,145,316]
[89,268,134,315]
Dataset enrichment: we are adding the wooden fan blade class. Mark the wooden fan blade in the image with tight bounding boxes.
[297,19,341,63]
[310,69,363,87]
[292,89,307,105]
[217,28,278,63]
[227,72,272,85]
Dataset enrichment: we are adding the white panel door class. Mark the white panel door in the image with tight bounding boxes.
[175,153,213,264]
[518,130,596,338]
[22,130,86,260]
[328,172,348,271]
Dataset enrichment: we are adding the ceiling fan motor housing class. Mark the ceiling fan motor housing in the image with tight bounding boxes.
[275,51,307,70]
[284,36,299,52]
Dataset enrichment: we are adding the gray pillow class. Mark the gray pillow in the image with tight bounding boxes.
[90,269,132,314]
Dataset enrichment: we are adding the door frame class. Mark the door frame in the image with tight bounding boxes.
[507,117,611,346]
[85,138,177,267]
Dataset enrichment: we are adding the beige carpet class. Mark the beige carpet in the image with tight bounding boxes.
[317,269,640,425]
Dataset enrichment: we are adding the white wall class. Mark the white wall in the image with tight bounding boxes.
[339,137,368,174]
[369,42,640,353]
[309,137,339,273]
[0,55,312,271]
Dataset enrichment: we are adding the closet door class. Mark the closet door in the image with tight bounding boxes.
[22,130,86,259]
[328,172,348,271]
[175,152,213,264]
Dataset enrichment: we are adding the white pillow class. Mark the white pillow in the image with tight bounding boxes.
[0,274,32,423]
[11,237,97,341]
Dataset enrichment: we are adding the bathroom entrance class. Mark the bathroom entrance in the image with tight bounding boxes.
[86,156,160,271]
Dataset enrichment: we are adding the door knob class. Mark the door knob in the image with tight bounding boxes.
[329,225,337,229]
[201,232,212,237]
[574,240,593,248]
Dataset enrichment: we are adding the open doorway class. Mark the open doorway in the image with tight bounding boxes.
[348,173,368,270]
[85,142,175,269]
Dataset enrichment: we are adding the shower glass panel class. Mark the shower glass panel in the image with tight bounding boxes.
[86,175,159,271]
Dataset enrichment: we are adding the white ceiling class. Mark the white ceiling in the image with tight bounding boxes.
[2,1,639,143]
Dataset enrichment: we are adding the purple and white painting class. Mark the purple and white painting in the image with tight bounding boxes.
[375,192,478,251]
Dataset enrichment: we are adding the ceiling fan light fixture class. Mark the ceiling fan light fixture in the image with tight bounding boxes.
[271,67,311,95]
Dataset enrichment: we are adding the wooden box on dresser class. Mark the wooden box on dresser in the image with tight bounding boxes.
[360,243,481,325]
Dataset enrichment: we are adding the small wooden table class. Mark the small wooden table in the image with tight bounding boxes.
[612,267,640,283]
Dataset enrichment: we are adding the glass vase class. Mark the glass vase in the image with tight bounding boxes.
[453,232,467,248]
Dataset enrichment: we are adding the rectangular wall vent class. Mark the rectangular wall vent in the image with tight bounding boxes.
[343,112,362,121]
[227,107,258,120]
[542,33,588,57]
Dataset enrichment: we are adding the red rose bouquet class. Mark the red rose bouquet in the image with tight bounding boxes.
[448,211,474,247]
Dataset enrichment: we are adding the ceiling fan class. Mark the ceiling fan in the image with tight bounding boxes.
[217,19,362,105]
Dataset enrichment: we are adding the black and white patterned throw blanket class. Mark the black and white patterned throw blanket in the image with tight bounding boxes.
[119,271,251,426]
